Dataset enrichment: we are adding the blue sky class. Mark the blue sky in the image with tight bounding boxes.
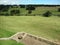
[0,0,60,5]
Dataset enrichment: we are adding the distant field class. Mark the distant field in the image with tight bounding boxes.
[0,40,24,45]
[0,16,60,43]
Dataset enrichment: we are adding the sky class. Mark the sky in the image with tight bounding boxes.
[0,0,60,5]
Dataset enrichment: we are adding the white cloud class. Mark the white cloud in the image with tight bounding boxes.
[3,1,7,3]
[0,0,34,4]
[0,0,18,4]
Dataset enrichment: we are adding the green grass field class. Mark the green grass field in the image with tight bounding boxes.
[0,16,60,43]
[0,40,24,45]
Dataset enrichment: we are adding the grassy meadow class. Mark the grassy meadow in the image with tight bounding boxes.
[0,16,60,43]
[0,5,60,45]
[0,40,24,45]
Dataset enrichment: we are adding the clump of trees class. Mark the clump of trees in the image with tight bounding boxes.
[10,10,20,16]
[43,11,52,17]
[26,6,35,10]
[28,10,32,14]
[0,5,9,12]
[26,5,35,14]
[20,5,25,8]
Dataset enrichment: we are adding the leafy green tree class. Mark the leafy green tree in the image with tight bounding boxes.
[10,10,20,16]
[26,5,35,14]
[43,11,52,17]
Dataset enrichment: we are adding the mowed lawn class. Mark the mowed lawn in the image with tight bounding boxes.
[0,16,60,42]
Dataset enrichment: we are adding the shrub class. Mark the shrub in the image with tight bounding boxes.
[43,11,52,17]
[58,8,60,12]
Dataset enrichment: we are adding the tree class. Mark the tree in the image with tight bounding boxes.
[26,6,35,10]
[43,11,52,17]
[26,5,35,14]
[0,5,9,12]
[10,10,20,16]
[28,10,32,14]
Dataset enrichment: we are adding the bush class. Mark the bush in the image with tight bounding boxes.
[43,11,52,17]
[58,8,60,12]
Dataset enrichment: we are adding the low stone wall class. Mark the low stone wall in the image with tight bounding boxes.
[0,38,10,40]
[26,33,59,45]
[0,32,60,45]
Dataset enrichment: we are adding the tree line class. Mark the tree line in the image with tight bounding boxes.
[0,5,60,17]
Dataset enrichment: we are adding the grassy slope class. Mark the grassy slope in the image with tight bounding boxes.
[0,16,60,42]
[0,40,24,45]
